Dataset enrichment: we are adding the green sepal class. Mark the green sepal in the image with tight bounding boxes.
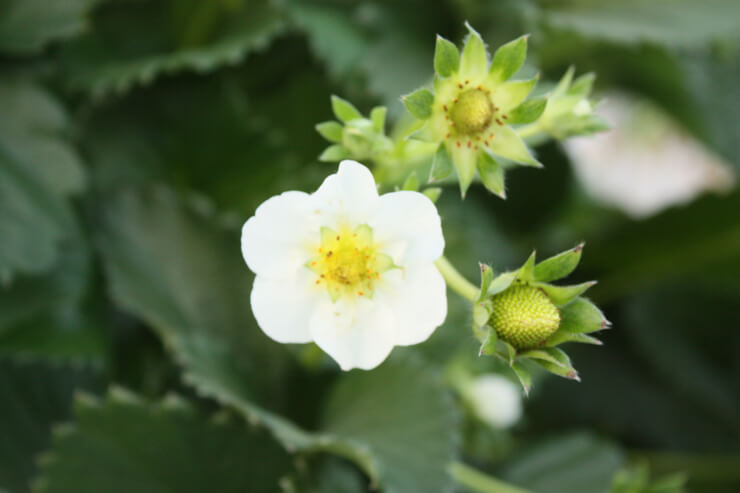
[430,143,453,181]
[534,243,584,282]
[459,22,487,79]
[569,72,596,98]
[422,187,442,203]
[547,330,603,347]
[319,144,350,162]
[519,348,568,369]
[402,88,434,120]
[315,121,343,143]
[558,297,611,334]
[493,75,539,114]
[478,326,497,355]
[511,361,532,396]
[535,280,597,307]
[502,340,517,366]
[490,35,528,83]
[402,172,419,191]
[507,97,547,125]
[434,35,460,77]
[477,152,506,199]
[531,348,580,382]
[331,95,362,122]
[487,271,517,296]
[478,263,494,300]
[516,251,537,282]
[370,106,387,133]
[488,125,541,168]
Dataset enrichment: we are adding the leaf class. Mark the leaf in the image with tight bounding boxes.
[0,359,99,493]
[507,97,547,125]
[0,0,98,55]
[320,354,458,493]
[490,35,528,83]
[0,78,85,283]
[538,0,740,48]
[477,152,506,199]
[331,94,362,122]
[289,3,368,78]
[402,88,435,120]
[501,433,624,493]
[59,0,286,98]
[0,222,106,366]
[434,35,460,77]
[33,388,294,493]
[96,188,457,493]
[534,244,584,283]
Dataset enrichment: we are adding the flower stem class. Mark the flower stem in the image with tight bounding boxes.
[435,256,479,302]
[448,462,533,493]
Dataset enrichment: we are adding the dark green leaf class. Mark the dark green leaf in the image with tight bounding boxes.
[60,0,286,98]
[501,433,624,493]
[0,78,84,282]
[0,359,99,493]
[34,388,293,493]
[0,0,97,55]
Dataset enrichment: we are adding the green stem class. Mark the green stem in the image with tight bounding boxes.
[435,256,479,302]
[448,462,533,493]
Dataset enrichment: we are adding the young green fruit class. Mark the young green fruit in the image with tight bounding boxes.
[490,284,560,349]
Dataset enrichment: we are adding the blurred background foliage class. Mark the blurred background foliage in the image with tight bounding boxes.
[0,0,739,492]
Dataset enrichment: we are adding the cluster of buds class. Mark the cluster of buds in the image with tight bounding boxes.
[521,66,608,142]
[473,244,610,393]
[316,95,392,163]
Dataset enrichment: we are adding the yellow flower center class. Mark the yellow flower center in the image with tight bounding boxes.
[307,224,395,301]
[449,89,493,135]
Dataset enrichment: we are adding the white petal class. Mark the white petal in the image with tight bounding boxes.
[241,191,313,278]
[371,191,444,266]
[250,269,318,343]
[380,264,447,346]
[310,160,379,227]
[309,297,396,370]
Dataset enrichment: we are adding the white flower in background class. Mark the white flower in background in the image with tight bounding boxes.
[241,161,447,370]
[466,374,522,429]
[565,93,734,218]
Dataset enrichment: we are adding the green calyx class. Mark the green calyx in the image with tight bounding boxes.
[449,89,493,135]
[476,245,609,394]
[490,284,560,350]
